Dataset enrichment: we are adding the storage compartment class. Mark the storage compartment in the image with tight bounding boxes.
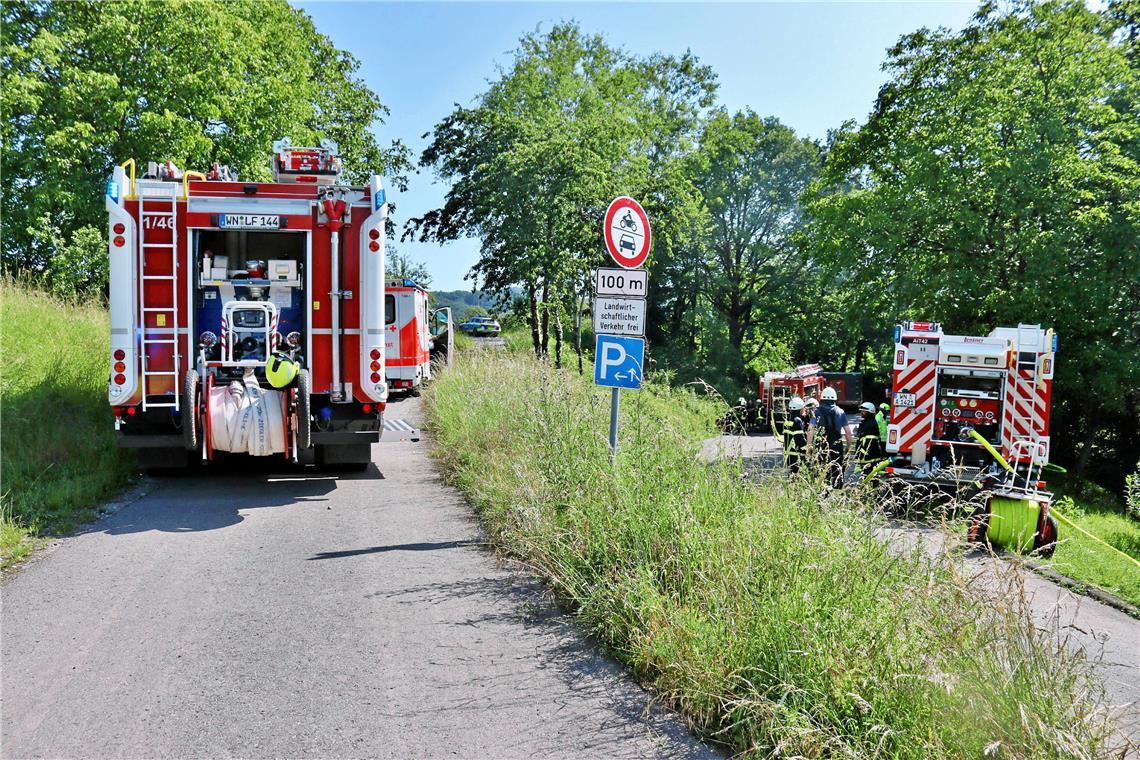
[190,229,308,358]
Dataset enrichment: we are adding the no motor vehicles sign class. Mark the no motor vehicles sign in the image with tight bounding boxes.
[603,197,651,270]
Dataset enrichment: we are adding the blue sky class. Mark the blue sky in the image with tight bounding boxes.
[296,1,977,291]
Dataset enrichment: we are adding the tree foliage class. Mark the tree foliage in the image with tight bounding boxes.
[1,0,410,294]
[409,23,715,362]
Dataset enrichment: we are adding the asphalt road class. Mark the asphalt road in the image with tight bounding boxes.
[2,396,716,759]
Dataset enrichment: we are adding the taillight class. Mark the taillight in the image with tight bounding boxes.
[362,403,373,414]
[370,372,381,383]
[368,241,380,252]
[113,362,126,373]
[113,223,126,234]
[113,349,126,361]
[368,229,380,240]
[113,406,123,417]
[126,406,137,416]
[113,373,126,385]
[885,467,894,474]
[113,236,126,247]
[370,349,381,360]
[370,360,381,371]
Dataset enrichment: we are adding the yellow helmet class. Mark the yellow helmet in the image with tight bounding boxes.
[266,354,299,389]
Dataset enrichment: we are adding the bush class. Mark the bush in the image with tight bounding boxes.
[425,350,1117,758]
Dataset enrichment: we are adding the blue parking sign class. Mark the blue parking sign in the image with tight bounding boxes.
[594,334,644,390]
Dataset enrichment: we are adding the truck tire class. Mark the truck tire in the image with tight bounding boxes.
[182,370,200,451]
[294,369,312,450]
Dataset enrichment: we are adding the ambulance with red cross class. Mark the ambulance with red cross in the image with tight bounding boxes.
[383,278,444,394]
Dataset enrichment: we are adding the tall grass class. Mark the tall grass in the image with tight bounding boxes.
[426,350,1118,758]
[1,282,135,565]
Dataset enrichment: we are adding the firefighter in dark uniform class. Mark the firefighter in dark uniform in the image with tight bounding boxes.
[782,396,807,474]
[807,387,851,488]
[856,401,886,475]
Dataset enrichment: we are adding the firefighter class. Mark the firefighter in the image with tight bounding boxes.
[782,396,808,474]
[876,402,890,444]
[807,387,851,488]
[856,401,886,475]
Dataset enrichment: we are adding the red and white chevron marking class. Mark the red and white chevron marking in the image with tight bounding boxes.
[1002,367,1051,460]
[892,358,938,455]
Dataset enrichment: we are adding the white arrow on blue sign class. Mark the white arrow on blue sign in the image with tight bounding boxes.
[594,334,645,390]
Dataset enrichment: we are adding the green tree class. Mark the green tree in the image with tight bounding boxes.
[388,250,432,289]
[692,110,820,386]
[409,23,715,368]
[805,0,1140,477]
[1,0,410,294]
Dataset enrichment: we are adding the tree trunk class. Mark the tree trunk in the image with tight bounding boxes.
[854,338,868,373]
[540,279,550,358]
[527,281,541,358]
[554,300,563,370]
[575,292,584,375]
[1074,415,1099,477]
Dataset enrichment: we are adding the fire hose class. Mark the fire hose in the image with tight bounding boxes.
[208,369,286,456]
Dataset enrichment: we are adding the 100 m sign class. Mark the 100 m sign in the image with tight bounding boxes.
[595,268,647,298]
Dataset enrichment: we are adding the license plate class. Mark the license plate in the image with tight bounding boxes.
[894,392,916,408]
[218,214,280,230]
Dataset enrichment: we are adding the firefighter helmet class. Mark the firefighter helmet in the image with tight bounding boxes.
[879,402,890,412]
[788,396,805,411]
[266,354,299,389]
[859,401,876,413]
[805,397,819,409]
[821,387,838,401]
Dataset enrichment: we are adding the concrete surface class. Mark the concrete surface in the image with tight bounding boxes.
[2,396,717,759]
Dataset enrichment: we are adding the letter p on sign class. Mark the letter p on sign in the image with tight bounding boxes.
[594,334,645,390]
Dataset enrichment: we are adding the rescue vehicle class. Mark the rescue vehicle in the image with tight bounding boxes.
[384,278,452,394]
[883,321,1060,553]
[105,138,391,469]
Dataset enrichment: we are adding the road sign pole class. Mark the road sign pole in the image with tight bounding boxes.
[609,388,620,457]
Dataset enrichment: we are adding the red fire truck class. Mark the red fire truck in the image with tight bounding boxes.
[758,364,826,424]
[884,321,1060,552]
[106,139,389,469]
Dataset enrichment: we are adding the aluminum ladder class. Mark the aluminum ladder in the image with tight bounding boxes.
[137,181,181,411]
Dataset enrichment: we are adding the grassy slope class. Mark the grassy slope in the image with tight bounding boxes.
[426,350,1117,758]
[1,283,135,565]
[1043,474,1140,607]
